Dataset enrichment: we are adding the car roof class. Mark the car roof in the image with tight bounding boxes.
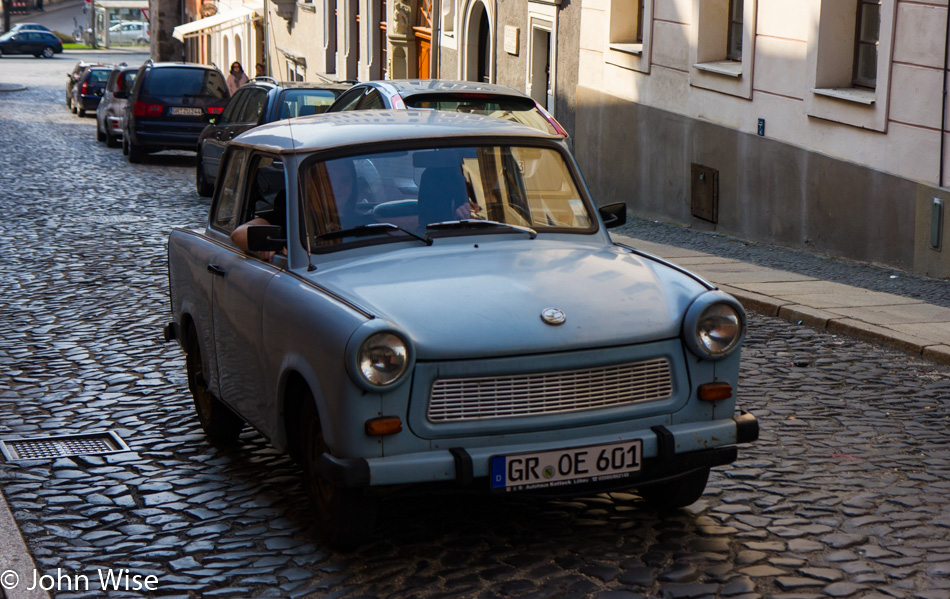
[233,110,559,154]
[355,79,531,98]
[143,62,221,71]
[244,78,350,92]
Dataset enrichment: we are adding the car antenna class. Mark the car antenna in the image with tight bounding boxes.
[288,118,317,272]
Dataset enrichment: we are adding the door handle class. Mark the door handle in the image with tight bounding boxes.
[207,264,226,276]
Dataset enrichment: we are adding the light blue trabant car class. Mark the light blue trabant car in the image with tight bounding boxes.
[164,110,758,546]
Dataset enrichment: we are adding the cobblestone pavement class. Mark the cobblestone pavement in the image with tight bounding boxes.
[1,54,950,599]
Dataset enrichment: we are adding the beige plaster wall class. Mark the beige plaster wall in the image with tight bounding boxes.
[574,85,950,277]
[577,0,950,187]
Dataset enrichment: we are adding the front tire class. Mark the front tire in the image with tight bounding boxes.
[78,107,86,118]
[299,396,376,549]
[638,467,711,510]
[42,46,55,58]
[185,331,244,443]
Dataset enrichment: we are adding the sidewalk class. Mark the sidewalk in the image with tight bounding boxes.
[613,230,950,366]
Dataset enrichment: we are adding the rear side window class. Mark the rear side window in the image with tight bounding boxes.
[89,70,111,83]
[236,88,268,123]
[277,89,339,119]
[143,68,228,99]
[117,71,136,92]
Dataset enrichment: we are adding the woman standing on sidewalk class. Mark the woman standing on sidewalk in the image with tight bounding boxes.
[226,62,249,95]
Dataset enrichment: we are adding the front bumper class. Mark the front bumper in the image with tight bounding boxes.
[320,411,759,490]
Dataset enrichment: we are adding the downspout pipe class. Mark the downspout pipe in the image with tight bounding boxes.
[941,2,950,188]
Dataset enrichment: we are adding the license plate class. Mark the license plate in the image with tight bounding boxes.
[490,440,642,493]
[170,106,203,116]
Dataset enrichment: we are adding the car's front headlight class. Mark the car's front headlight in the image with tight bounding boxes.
[357,332,409,387]
[697,303,742,354]
[683,292,746,360]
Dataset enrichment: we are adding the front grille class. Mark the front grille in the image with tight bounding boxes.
[427,358,674,422]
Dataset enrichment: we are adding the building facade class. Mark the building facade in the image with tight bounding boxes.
[575,0,950,278]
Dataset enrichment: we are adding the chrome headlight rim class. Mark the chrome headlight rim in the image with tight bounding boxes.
[683,292,746,360]
[346,323,415,391]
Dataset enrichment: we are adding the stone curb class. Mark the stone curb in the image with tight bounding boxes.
[616,234,950,367]
[0,486,49,599]
[0,84,26,93]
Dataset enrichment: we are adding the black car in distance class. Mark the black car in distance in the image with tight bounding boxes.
[72,65,113,117]
[195,77,349,196]
[0,29,62,58]
[123,60,229,164]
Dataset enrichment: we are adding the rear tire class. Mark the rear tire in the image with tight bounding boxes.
[78,107,86,118]
[106,130,119,148]
[196,154,214,197]
[96,124,105,142]
[185,331,244,444]
[127,139,145,163]
[299,395,376,549]
[638,467,711,510]
[122,134,129,155]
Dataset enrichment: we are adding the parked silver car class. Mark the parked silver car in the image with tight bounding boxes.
[96,64,138,148]
[107,21,148,45]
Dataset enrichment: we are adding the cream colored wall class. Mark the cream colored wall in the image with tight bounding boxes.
[578,0,950,188]
[264,4,330,81]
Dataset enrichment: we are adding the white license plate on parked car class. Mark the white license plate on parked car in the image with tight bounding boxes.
[490,440,642,493]
[170,106,203,116]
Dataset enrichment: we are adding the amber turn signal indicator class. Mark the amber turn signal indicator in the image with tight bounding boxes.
[698,382,733,401]
[365,416,403,436]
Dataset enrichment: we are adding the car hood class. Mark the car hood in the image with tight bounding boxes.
[312,239,710,360]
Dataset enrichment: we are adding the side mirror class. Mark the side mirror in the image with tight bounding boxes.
[246,225,286,252]
[598,203,627,229]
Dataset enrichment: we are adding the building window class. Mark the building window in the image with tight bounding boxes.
[608,0,645,53]
[726,0,743,61]
[635,0,645,43]
[805,0,894,131]
[853,0,880,88]
[689,0,755,97]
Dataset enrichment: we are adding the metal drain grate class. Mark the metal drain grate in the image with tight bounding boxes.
[0,431,130,461]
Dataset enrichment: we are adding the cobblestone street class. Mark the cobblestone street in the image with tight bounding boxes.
[1,54,950,599]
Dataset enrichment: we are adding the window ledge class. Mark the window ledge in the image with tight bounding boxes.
[297,2,315,11]
[608,42,642,56]
[693,60,742,77]
[812,87,875,105]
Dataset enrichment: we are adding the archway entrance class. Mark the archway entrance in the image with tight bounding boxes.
[464,1,491,82]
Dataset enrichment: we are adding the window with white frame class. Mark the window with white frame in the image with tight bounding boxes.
[805,0,893,131]
[689,0,756,98]
[604,0,652,73]
[287,60,305,81]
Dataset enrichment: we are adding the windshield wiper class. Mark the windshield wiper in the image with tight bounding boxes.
[317,223,433,245]
[426,219,537,239]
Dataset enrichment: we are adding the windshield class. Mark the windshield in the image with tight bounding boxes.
[404,94,559,135]
[142,68,228,99]
[300,144,592,251]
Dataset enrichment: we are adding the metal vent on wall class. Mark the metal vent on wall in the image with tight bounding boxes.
[0,431,130,461]
[691,164,719,224]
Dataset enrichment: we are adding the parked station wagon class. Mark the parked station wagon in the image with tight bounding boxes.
[164,110,758,546]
